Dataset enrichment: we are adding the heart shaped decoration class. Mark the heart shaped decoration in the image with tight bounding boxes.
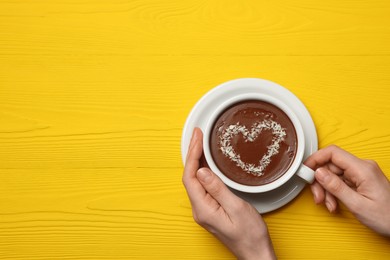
[219,119,286,176]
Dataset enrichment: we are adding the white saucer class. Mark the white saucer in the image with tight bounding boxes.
[181,78,318,213]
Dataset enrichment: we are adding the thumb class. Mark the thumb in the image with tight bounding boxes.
[197,168,242,211]
[315,168,361,212]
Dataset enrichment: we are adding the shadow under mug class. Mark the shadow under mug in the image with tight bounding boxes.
[203,93,315,193]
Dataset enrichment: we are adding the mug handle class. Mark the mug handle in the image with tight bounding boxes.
[296,164,315,184]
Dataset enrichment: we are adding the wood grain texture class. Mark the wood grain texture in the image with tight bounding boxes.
[1,0,390,259]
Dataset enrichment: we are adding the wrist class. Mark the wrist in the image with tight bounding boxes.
[239,249,276,260]
[238,237,276,260]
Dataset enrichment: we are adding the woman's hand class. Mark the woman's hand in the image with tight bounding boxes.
[182,128,276,259]
[305,145,390,237]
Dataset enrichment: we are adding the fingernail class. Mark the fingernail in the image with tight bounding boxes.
[189,129,198,149]
[325,202,333,212]
[316,168,330,183]
[313,190,320,204]
[186,130,198,160]
[197,168,212,183]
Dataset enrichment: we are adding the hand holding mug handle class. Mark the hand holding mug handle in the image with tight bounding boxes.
[305,145,390,237]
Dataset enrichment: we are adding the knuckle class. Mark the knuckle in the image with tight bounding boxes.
[207,179,224,196]
[192,214,203,225]
[328,177,345,194]
[182,175,188,187]
[327,144,340,152]
[193,210,211,227]
[364,159,379,169]
[229,200,246,214]
[320,145,341,158]
[192,211,203,225]
[232,199,254,216]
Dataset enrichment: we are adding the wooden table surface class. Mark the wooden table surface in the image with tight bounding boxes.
[1,0,389,259]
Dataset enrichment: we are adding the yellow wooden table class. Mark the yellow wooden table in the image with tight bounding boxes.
[1,1,389,259]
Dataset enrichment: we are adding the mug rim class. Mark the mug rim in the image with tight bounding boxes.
[203,93,305,193]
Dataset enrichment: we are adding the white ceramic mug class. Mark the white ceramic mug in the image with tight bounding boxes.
[203,93,315,193]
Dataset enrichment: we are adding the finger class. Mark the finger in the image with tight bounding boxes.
[310,181,325,204]
[311,179,338,212]
[183,128,203,179]
[343,177,355,189]
[185,127,201,162]
[196,168,243,214]
[305,145,362,173]
[326,162,344,176]
[315,167,361,212]
[324,191,338,213]
[182,128,208,207]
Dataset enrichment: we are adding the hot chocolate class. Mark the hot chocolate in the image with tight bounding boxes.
[209,100,297,186]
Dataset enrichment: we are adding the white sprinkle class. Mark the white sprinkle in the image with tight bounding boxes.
[218,119,286,176]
